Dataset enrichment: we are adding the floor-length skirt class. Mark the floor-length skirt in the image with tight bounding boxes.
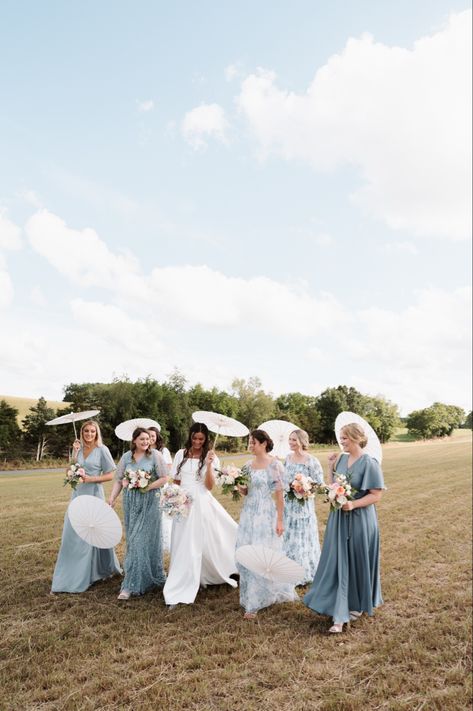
[303,507,382,623]
[121,489,166,595]
[52,483,122,593]
[283,498,321,585]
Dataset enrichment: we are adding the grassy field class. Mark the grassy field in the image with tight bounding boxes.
[0,395,71,426]
[1,433,471,710]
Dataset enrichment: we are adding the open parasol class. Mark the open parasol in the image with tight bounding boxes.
[67,495,122,548]
[258,419,300,459]
[334,411,383,463]
[115,418,161,442]
[236,544,305,584]
[46,410,100,438]
[192,410,249,448]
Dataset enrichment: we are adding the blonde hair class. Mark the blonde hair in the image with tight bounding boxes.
[80,420,103,447]
[341,423,368,448]
[291,428,310,451]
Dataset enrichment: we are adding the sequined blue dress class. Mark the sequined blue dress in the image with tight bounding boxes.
[51,445,122,593]
[283,454,323,585]
[236,459,298,614]
[115,449,167,596]
[304,453,385,623]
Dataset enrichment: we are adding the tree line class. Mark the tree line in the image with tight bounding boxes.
[0,372,469,462]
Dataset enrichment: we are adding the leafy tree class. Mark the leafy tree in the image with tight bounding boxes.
[0,400,22,459]
[274,392,321,443]
[463,411,473,429]
[362,396,401,443]
[22,397,56,461]
[315,386,367,443]
[231,377,275,431]
[406,402,465,439]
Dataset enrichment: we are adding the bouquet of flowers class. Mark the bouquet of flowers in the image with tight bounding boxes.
[159,483,192,519]
[214,464,250,501]
[286,472,319,504]
[63,462,85,490]
[319,473,357,510]
[123,467,152,492]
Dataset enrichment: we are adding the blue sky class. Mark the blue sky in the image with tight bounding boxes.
[0,0,471,415]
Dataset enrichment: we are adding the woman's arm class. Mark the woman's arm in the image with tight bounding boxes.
[81,470,115,484]
[147,451,170,490]
[203,451,216,491]
[108,480,123,507]
[342,489,383,511]
[275,488,284,536]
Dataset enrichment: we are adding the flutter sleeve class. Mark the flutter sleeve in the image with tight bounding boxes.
[308,456,324,485]
[153,450,168,478]
[114,452,129,482]
[161,447,172,465]
[360,456,386,490]
[269,459,285,492]
[100,445,116,474]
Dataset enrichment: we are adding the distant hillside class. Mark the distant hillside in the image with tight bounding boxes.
[0,395,72,427]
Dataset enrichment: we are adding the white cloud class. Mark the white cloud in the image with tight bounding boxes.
[30,286,47,307]
[382,241,418,255]
[0,256,14,308]
[181,103,229,149]
[17,189,43,208]
[237,10,472,240]
[0,209,22,250]
[225,63,241,82]
[137,99,154,112]
[311,232,334,247]
[46,167,139,216]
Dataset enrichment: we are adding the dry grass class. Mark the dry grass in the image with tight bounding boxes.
[0,395,72,426]
[1,434,471,710]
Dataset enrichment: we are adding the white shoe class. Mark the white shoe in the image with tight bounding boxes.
[117,590,131,600]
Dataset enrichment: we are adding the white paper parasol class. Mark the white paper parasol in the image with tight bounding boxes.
[46,410,100,438]
[335,411,383,463]
[115,418,161,442]
[67,495,122,548]
[192,410,249,447]
[258,419,300,459]
[236,544,305,583]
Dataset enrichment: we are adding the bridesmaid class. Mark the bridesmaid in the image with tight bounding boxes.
[109,427,169,600]
[51,420,121,593]
[304,423,385,633]
[236,429,298,620]
[283,428,323,585]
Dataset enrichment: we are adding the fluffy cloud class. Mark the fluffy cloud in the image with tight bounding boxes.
[0,209,22,250]
[181,103,229,149]
[137,99,154,112]
[237,10,471,240]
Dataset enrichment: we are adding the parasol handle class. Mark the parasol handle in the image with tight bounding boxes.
[72,416,78,439]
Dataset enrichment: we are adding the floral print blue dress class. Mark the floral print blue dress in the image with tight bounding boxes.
[51,445,122,593]
[283,454,324,585]
[115,449,167,596]
[236,459,298,614]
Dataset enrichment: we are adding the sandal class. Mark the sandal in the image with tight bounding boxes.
[117,590,131,600]
[243,612,257,620]
[349,611,363,621]
[328,622,344,634]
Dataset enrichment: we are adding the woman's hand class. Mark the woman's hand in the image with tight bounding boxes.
[206,450,216,466]
[236,484,248,496]
[80,473,94,484]
[341,500,355,511]
[327,452,338,470]
[72,439,81,453]
[108,497,116,508]
[276,519,284,536]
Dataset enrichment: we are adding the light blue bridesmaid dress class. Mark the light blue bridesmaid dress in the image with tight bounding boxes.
[304,453,385,623]
[116,449,167,596]
[283,454,323,585]
[236,460,298,613]
[51,445,122,593]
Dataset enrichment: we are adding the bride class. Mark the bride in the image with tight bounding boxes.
[163,422,238,606]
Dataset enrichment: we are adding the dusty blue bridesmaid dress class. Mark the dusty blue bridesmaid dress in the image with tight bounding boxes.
[283,455,323,585]
[51,445,122,593]
[304,453,385,623]
[116,449,166,596]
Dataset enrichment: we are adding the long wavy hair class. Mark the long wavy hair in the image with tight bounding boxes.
[176,422,211,477]
[79,420,103,447]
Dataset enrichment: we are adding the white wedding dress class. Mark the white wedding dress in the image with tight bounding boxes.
[163,450,238,605]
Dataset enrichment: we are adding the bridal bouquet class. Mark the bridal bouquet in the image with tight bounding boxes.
[319,473,357,510]
[215,464,250,501]
[286,472,319,504]
[64,462,85,489]
[123,467,152,492]
[159,483,192,519]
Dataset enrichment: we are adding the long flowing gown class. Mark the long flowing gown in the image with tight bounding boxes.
[236,459,298,613]
[159,447,173,554]
[283,454,323,585]
[163,450,238,605]
[116,449,167,596]
[304,453,385,623]
[51,445,122,593]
